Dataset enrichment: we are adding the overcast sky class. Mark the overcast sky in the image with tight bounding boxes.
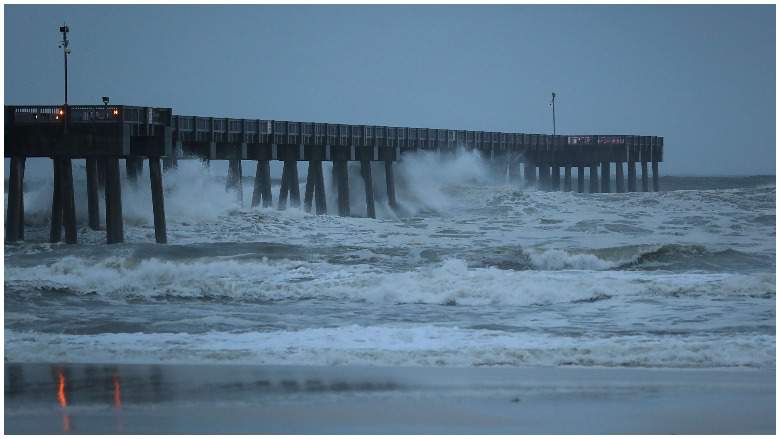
[5,4,776,176]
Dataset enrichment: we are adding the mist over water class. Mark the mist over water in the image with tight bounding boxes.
[4,150,776,368]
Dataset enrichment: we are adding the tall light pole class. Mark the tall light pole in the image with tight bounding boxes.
[550,92,556,135]
[59,24,70,126]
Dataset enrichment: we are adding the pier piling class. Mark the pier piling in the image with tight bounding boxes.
[288,161,300,207]
[148,158,167,244]
[385,160,397,209]
[59,158,78,244]
[361,160,376,218]
[334,160,350,216]
[551,164,561,191]
[304,162,316,213]
[5,157,25,242]
[564,166,572,192]
[615,160,625,193]
[524,161,535,186]
[538,161,548,190]
[226,159,243,205]
[652,160,660,192]
[313,161,327,215]
[627,160,637,192]
[104,158,124,244]
[577,165,585,193]
[601,161,611,193]
[251,160,272,208]
[589,164,599,193]
[278,161,290,210]
[641,160,649,192]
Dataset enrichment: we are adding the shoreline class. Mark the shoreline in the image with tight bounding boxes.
[5,362,775,434]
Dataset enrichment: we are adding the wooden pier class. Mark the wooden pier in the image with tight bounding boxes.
[4,104,664,245]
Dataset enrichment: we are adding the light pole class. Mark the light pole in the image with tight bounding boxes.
[550,92,556,135]
[59,24,70,127]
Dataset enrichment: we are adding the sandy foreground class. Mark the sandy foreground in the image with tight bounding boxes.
[4,362,775,434]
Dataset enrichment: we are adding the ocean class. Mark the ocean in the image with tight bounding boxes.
[4,150,775,370]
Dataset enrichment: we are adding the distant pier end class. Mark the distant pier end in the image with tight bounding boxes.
[4,104,664,245]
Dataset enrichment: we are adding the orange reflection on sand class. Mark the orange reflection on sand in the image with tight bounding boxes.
[113,374,122,408]
[55,369,71,433]
[56,370,67,408]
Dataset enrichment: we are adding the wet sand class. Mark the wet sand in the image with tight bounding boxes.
[4,363,775,434]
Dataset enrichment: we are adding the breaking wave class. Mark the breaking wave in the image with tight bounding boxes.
[5,327,774,368]
[5,255,774,306]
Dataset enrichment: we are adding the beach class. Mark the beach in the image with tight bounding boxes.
[4,362,775,434]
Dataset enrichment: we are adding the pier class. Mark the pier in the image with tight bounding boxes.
[5,104,664,245]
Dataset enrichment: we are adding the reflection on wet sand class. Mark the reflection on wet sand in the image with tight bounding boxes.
[113,373,123,432]
[54,368,70,432]
[5,363,401,433]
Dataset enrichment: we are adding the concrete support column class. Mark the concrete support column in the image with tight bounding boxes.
[627,161,637,192]
[551,165,561,191]
[163,140,180,171]
[652,160,660,192]
[5,157,25,243]
[58,158,77,244]
[577,165,585,193]
[278,161,290,210]
[334,160,350,216]
[524,161,535,186]
[589,164,599,193]
[226,159,243,205]
[563,166,572,192]
[601,161,611,193]
[615,161,625,193]
[641,160,649,192]
[313,161,327,215]
[85,158,101,230]
[361,160,376,219]
[148,158,167,244]
[538,162,548,190]
[288,161,300,207]
[104,158,125,244]
[278,161,300,209]
[251,160,272,208]
[385,160,397,209]
[304,161,317,213]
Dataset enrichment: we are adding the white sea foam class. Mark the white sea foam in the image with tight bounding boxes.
[5,326,774,368]
[6,256,774,305]
[527,249,612,270]
[5,159,775,371]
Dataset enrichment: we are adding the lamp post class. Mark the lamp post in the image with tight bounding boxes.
[59,24,70,128]
[550,92,556,135]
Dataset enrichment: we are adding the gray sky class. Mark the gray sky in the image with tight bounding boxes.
[5,4,776,176]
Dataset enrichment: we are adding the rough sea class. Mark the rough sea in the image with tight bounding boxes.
[4,150,776,370]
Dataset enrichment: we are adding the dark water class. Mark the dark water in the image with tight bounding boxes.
[4,154,776,368]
